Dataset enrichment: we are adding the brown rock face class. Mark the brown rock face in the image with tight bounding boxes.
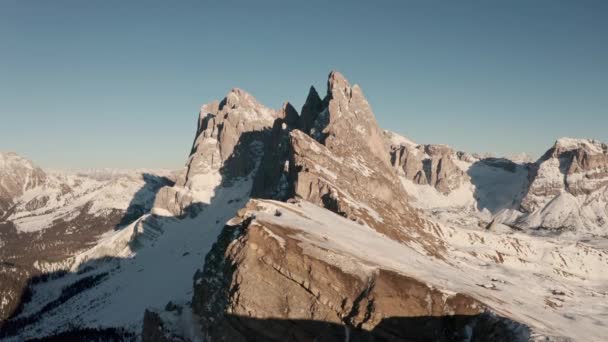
[253,71,433,248]
[190,201,527,342]
[288,130,434,249]
[424,145,469,194]
[389,143,469,194]
[390,144,428,185]
[154,88,278,216]
[187,88,277,182]
[314,71,393,172]
[565,146,608,195]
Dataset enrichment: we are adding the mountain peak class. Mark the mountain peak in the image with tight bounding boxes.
[195,88,277,132]
[0,151,37,171]
[553,137,607,155]
[327,71,364,104]
[306,85,321,102]
[321,71,392,169]
[0,152,46,215]
[221,87,265,111]
[299,86,326,135]
[278,102,299,126]
[327,70,350,90]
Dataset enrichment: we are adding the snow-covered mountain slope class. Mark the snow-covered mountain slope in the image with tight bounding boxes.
[7,171,171,233]
[0,158,173,325]
[4,176,254,340]
[0,152,46,218]
[511,138,608,234]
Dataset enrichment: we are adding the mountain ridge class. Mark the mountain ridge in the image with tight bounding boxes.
[1,71,607,341]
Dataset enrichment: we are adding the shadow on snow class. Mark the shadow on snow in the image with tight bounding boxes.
[0,126,274,340]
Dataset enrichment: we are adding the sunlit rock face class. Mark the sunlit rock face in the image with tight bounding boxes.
[153,88,278,216]
[189,200,529,342]
[389,142,471,194]
[253,72,430,246]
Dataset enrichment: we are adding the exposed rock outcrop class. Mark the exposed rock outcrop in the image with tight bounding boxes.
[153,88,277,216]
[288,129,433,247]
[253,72,431,247]
[388,142,470,194]
[304,71,393,172]
[298,86,325,136]
[190,200,530,342]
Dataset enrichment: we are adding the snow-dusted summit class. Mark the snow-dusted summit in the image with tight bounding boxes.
[513,138,608,233]
[0,152,46,218]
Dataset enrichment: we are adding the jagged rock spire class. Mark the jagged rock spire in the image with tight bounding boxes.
[299,86,325,134]
[321,71,393,170]
[155,88,278,216]
[278,102,299,127]
[188,88,277,177]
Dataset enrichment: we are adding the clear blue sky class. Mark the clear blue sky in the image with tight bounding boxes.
[1,0,607,168]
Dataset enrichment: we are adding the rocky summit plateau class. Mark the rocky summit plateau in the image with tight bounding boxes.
[1,71,607,341]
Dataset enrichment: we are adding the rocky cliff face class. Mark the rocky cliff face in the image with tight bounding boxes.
[302,72,392,171]
[387,139,471,194]
[253,72,430,248]
[153,88,277,216]
[188,200,527,342]
[287,129,432,246]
